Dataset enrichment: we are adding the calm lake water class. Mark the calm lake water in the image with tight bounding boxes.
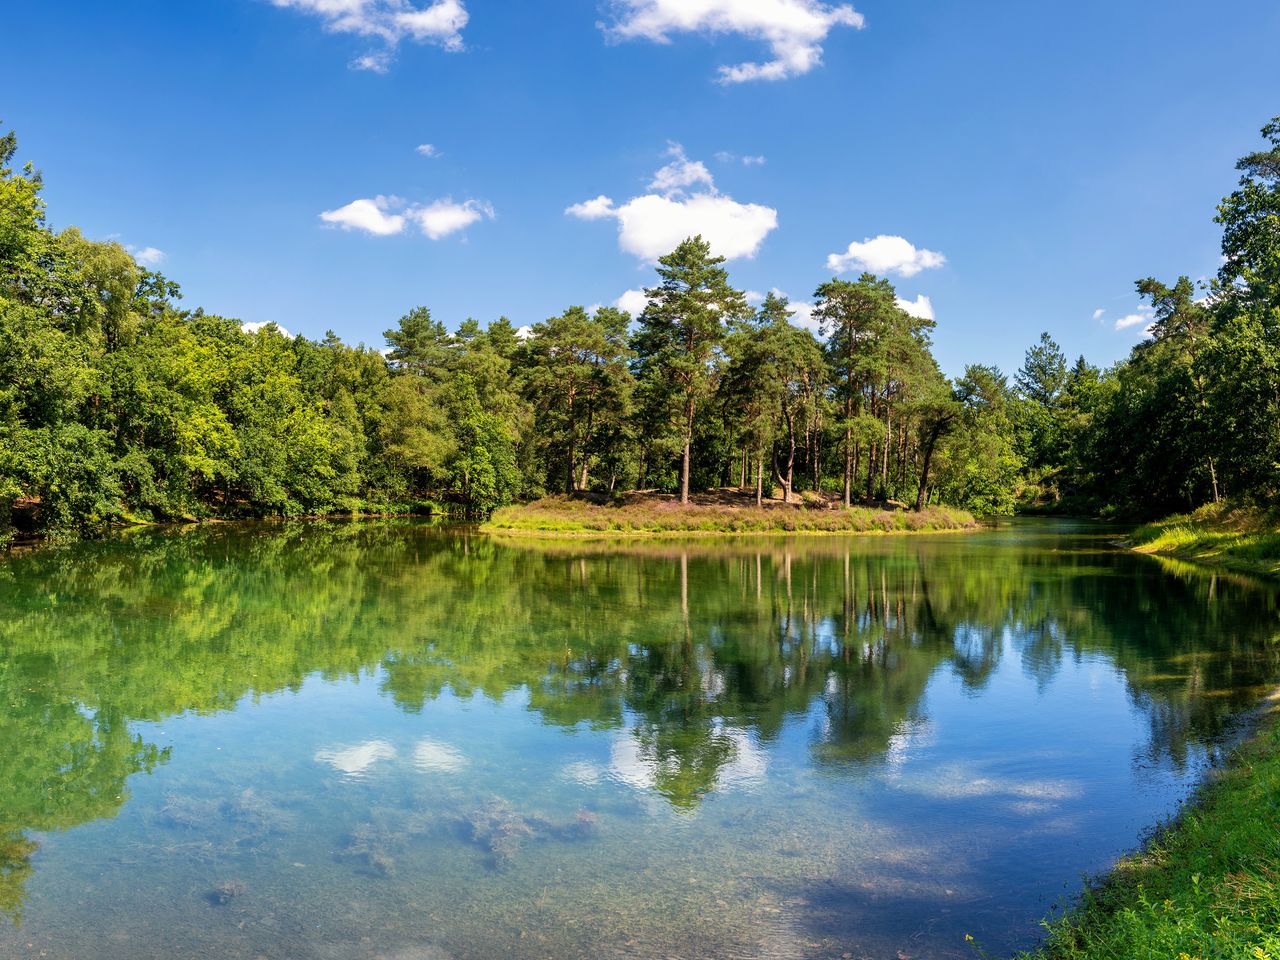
[0,520,1277,960]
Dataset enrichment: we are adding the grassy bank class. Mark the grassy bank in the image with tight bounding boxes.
[481,494,976,538]
[1130,501,1280,579]
[1023,694,1280,960]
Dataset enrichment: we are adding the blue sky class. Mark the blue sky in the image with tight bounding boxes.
[4,0,1279,375]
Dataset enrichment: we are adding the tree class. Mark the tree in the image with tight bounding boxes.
[442,375,519,516]
[522,306,633,494]
[720,293,826,504]
[813,274,899,506]
[935,365,1023,514]
[632,236,747,503]
[1014,332,1069,477]
[911,374,960,511]
[384,306,455,381]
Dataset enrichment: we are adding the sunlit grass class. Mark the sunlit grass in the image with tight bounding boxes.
[481,495,976,537]
[1023,697,1280,960]
[1130,502,1280,579]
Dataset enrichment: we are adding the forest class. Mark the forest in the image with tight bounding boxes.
[1,117,1277,542]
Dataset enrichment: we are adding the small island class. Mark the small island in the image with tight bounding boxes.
[482,491,975,537]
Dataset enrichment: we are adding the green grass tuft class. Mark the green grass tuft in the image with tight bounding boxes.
[1130,502,1280,580]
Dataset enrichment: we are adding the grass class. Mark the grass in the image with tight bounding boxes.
[481,492,976,538]
[1130,501,1280,579]
[1022,694,1280,960]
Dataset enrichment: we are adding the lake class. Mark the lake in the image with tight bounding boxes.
[0,519,1276,959]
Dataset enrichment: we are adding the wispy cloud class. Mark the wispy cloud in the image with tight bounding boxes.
[268,0,468,71]
[1114,305,1154,334]
[602,0,864,83]
[715,151,767,166]
[320,195,493,239]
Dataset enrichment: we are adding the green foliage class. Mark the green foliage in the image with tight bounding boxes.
[10,116,1280,535]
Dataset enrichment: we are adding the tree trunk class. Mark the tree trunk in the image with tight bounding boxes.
[915,440,937,511]
[755,450,764,507]
[915,419,950,511]
[812,424,821,498]
[680,393,695,504]
[779,408,797,503]
[852,440,860,505]
[842,425,853,507]
[881,410,891,497]
[565,384,577,495]
[866,441,877,501]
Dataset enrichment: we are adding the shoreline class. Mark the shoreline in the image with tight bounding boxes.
[1024,508,1280,959]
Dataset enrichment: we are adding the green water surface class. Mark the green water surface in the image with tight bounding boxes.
[0,519,1277,959]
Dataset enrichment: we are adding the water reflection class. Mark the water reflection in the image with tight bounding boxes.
[0,520,1276,956]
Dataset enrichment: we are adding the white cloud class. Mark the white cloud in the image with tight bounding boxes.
[411,737,466,772]
[268,0,468,69]
[319,195,493,239]
[826,234,946,278]
[416,143,440,157]
[649,143,715,195]
[315,740,396,777]
[1092,308,1105,321]
[568,145,778,262]
[565,195,617,220]
[320,195,408,235]
[128,245,166,266]
[351,51,392,72]
[410,197,494,239]
[896,293,934,321]
[615,288,652,316]
[787,299,818,332]
[602,0,864,83]
[1114,306,1154,333]
[744,289,765,305]
[742,154,767,166]
[242,321,294,337]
